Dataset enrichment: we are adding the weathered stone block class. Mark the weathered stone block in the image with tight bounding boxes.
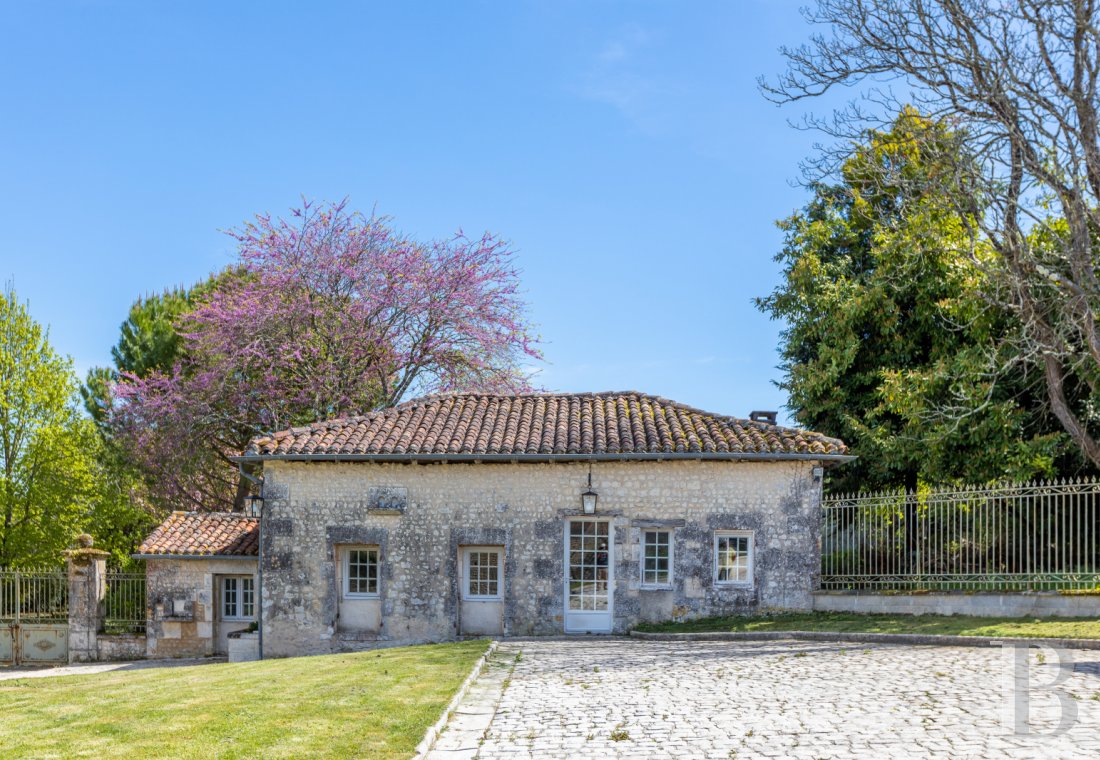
[368,485,408,514]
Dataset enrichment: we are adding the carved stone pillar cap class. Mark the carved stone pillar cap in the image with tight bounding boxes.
[64,546,110,565]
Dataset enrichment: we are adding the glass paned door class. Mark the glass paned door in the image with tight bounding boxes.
[459,546,505,636]
[215,574,255,656]
[564,520,613,632]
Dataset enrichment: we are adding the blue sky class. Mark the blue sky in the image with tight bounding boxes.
[2,1,841,424]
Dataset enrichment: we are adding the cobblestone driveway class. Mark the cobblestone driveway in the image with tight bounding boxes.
[450,638,1100,758]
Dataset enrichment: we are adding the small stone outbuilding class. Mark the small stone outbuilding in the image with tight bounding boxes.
[136,512,259,657]
[140,391,849,658]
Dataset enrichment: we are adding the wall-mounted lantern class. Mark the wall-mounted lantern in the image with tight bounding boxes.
[581,467,598,514]
[247,493,264,517]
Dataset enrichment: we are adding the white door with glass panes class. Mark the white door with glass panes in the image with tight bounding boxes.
[215,575,255,654]
[459,546,504,635]
[338,546,382,632]
[564,520,613,633]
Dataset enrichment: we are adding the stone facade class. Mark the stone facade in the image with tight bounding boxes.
[145,557,258,658]
[260,458,822,656]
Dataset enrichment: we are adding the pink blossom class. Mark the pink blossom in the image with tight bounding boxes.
[110,199,541,510]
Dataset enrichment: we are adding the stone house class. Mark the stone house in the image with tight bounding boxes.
[136,512,259,657]
[138,391,849,658]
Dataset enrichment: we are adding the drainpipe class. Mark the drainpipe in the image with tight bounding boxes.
[238,462,264,660]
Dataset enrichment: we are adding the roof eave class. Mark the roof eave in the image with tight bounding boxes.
[132,553,258,561]
[231,452,856,465]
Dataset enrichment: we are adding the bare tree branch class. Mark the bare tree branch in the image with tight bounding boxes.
[765,0,1100,470]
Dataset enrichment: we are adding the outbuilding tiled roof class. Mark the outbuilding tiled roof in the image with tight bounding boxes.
[240,391,848,461]
[137,512,260,557]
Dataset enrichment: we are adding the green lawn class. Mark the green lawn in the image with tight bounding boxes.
[634,611,1100,639]
[0,640,488,760]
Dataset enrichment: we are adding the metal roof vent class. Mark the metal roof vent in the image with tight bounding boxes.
[749,410,777,425]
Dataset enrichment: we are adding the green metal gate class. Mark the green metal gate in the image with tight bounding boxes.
[0,568,69,666]
[821,478,1100,591]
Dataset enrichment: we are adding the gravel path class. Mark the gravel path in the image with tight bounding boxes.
[0,657,221,681]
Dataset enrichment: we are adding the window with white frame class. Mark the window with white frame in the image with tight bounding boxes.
[343,546,380,597]
[462,547,503,600]
[641,530,673,587]
[222,576,255,620]
[714,531,753,585]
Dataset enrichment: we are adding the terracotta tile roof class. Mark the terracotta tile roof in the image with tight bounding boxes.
[241,391,848,460]
[137,512,260,557]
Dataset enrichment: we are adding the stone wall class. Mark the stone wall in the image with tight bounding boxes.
[97,634,148,661]
[146,557,258,658]
[260,459,822,656]
[813,590,1100,618]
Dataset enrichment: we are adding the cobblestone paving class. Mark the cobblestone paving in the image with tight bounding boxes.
[473,638,1100,759]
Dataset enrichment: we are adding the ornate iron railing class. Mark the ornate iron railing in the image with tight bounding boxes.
[0,568,69,623]
[103,570,147,635]
[821,478,1100,591]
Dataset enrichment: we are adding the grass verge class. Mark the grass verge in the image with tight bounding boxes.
[0,639,488,759]
[634,612,1100,639]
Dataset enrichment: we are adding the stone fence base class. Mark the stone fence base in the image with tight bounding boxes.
[97,635,148,662]
[813,590,1100,618]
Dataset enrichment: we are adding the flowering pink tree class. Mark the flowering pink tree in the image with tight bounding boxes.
[111,200,541,511]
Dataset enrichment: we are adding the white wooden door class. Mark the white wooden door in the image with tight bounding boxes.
[459,546,504,635]
[564,520,613,633]
[215,575,255,654]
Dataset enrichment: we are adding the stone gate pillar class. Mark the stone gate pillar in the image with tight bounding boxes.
[66,535,109,663]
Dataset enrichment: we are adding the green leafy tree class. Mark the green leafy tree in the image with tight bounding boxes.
[764,0,1100,480]
[757,111,1072,493]
[0,288,94,565]
[0,288,155,567]
[83,437,157,569]
[81,273,226,428]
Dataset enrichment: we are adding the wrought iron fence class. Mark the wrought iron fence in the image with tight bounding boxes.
[103,569,147,635]
[0,568,69,623]
[821,478,1100,591]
